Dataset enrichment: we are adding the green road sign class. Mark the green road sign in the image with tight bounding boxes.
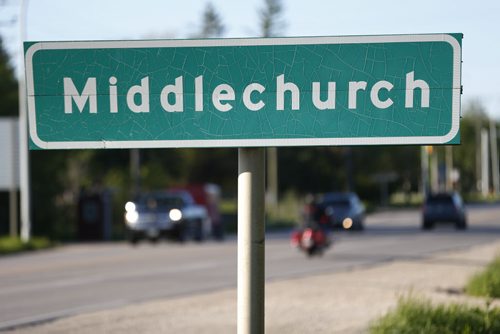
[25,34,462,149]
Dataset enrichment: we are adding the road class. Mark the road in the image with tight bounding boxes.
[1,205,500,331]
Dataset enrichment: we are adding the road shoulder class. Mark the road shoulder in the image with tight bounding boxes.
[8,240,500,334]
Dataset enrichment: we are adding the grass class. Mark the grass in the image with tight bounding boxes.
[466,255,500,298]
[370,296,500,334]
[0,236,54,255]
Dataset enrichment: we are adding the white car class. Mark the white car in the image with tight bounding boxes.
[124,190,211,243]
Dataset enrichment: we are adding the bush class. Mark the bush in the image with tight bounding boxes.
[370,296,500,334]
[0,236,53,255]
[466,256,500,298]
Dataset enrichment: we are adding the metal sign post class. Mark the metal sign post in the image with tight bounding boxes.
[238,147,265,334]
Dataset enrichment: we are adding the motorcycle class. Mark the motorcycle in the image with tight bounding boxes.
[291,226,331,257]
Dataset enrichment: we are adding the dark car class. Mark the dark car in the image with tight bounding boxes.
[315,192,365,231]
[124,190,210,243]
[422,192,467,230]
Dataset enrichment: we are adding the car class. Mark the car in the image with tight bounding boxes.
[315,192,365,231]
[124,190,211,244]
[422,192,467,230]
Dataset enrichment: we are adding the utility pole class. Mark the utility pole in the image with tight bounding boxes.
[421,146,429,196]
[260,0,285,214]
[430,147,439,193]
[445,146,453,191]
[130,149,140,197]
[490,120,499,195]
[481,128,490,196]
[19,0,31,242]
[266,147,278,208]
[9,119,19,238]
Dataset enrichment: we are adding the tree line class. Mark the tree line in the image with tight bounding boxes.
[0,1,497,239]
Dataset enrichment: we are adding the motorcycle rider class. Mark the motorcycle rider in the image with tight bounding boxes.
[300,194,331,248]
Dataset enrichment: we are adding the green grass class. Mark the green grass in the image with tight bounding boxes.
[370,296,500,334]
[0,236,53,255]
[466,256,500,298]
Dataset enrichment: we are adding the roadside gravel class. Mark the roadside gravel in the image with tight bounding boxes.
[7,240,500,334]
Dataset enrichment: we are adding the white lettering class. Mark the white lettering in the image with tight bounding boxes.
[348,81,367,109]
[160,76,184,112]
[63,71,431,116]
[109,76,118,113]
[63,77,97,114]
[195,76,203,112]
[276,74,300,110]
[243,83,265,111]
[127,77,150,113]
[212,84,235,112]
[370,80,394,109]
[405,71,430,108]
[312,82,336,110]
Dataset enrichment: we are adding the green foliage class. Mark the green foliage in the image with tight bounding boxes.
[31,150,76,239]
[278,146,422,203]
[466,256,500,298]
[0,236,53,255]
[194,2,225,38]
[0,37,18,116]
[259,0,285,37]
[0,2,496,241]
[370,296,500,334]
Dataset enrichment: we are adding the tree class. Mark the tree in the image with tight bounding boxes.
[259,0,285,38]
[454,100,492,193]
[194,2,225,38]
[0,36,18,116]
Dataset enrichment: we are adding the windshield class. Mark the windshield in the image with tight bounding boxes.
[426,196,454,206]
[137,193,186,209]
[323,199,351,209]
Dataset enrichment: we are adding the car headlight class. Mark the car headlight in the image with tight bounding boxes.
[125,210,139,224]
[169,208,182,222]
[342,217,353,230]
[125,201,136,212]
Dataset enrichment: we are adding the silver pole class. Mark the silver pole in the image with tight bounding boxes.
[430,148,439,193]
[266,147,278,209]
[130,148,141,197]
[9,119,19,238]
[490,120,499,195]
[421,146,429,196]
[238,147,265,334]
[445,146,453,191]
[19,0,31,242]
[481,129,489,196]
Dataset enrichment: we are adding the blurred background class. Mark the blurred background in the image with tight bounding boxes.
[0,0,499,243]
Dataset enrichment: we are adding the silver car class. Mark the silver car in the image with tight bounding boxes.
[124,190,210,243]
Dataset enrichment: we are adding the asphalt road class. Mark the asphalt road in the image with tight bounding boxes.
[1,205,500,331]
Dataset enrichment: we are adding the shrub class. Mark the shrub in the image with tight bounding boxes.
[466,256,500,298]
[0,236,53,255]
[370,296,500,334]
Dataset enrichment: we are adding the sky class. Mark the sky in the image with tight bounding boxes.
[1,0,499,118]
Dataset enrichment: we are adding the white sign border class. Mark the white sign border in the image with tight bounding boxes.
[25,34,461,149]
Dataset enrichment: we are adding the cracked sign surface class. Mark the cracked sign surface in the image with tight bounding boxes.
[25,34,462,150]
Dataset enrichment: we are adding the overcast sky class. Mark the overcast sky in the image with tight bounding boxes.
[1,0,499,118]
